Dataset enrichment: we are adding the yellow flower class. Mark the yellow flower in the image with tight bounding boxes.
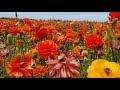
[87,59,120,78]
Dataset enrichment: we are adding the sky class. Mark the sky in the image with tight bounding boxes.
[0,12,109,22]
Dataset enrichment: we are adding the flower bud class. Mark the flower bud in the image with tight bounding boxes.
[104,32,109,42]
[105,25,113,38]
[111,18,118,26]
[7,34,13,45]
[32,49,38,59]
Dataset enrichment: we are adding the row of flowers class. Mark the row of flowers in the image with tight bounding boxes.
[0,12,120,78]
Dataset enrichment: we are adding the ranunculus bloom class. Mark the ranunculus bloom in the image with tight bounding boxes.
[72,46,82,60]
[87,59,120,78]
[6,55,33,78]
[75,30,88,37]
[21,24,31,32]
[84,34,103,48]
[33,65,48,77]
[35,40,59,60]
[109,12,120,21]
[47,53,80,78]
[9,26,20,34]
[36,28,48,39]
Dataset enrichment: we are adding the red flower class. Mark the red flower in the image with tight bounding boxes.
[6,55,33,78]
[0,59,4,67]
[47,53,79,78]
[109,12,120,21]
[75,30,88,37]
[35,40,59,60]
[9,26,20,34]
[84,34,103,48]
[36,28,48,39]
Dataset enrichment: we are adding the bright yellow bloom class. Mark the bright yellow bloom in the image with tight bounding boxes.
[87,59,120,78]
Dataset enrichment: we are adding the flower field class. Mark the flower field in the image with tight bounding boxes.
[0,12,120,78]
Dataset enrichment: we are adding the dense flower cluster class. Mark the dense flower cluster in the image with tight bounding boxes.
[0,12,120,78]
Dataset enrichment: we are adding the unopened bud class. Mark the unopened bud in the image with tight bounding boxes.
[7,34,13,45]
[32,49,38,59]
[111,18,118,26]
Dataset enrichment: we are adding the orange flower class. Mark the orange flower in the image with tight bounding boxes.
[61,29,73,36]
[72,46,82,60]
[41,25,56,34]
[73,38,79,44]
[52,35,67,43]
[21,24,31,32]
[66,33,74,39]
[115,33,120,38]
[116,22,120,29]
[27,49,33,57]
[36,40,59,60]
[6,55,33,78]
[84,34,103,48]
[33,65,48,77]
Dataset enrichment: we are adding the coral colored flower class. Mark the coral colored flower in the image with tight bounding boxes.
[36,28,48,39]
[36,40,59,60]
[6,55,33,78]
[61,29,73,36]
[72,46,82,60]
[66,33,74,39]
[115,33,120,39]
[87,59,120,78]
[9,26,20,34]
[109,12,120,21]
[47,53,80,78]
[33,65,48,77]
[52,35,67,43]
[84,34,103,48]
[40,25,56,34]
[116,22,120,29]
[21,24,31,32]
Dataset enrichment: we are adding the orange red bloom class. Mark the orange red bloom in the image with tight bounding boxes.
[6,54,33,78]
[9,26,20,34]
[84,34,103,48]
[33,65,48,77]
[21,24,31,32]
[35,40,59,60]
[72,46,82,60]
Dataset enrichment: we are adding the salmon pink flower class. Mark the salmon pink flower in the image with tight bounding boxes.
[47,53,80,78]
